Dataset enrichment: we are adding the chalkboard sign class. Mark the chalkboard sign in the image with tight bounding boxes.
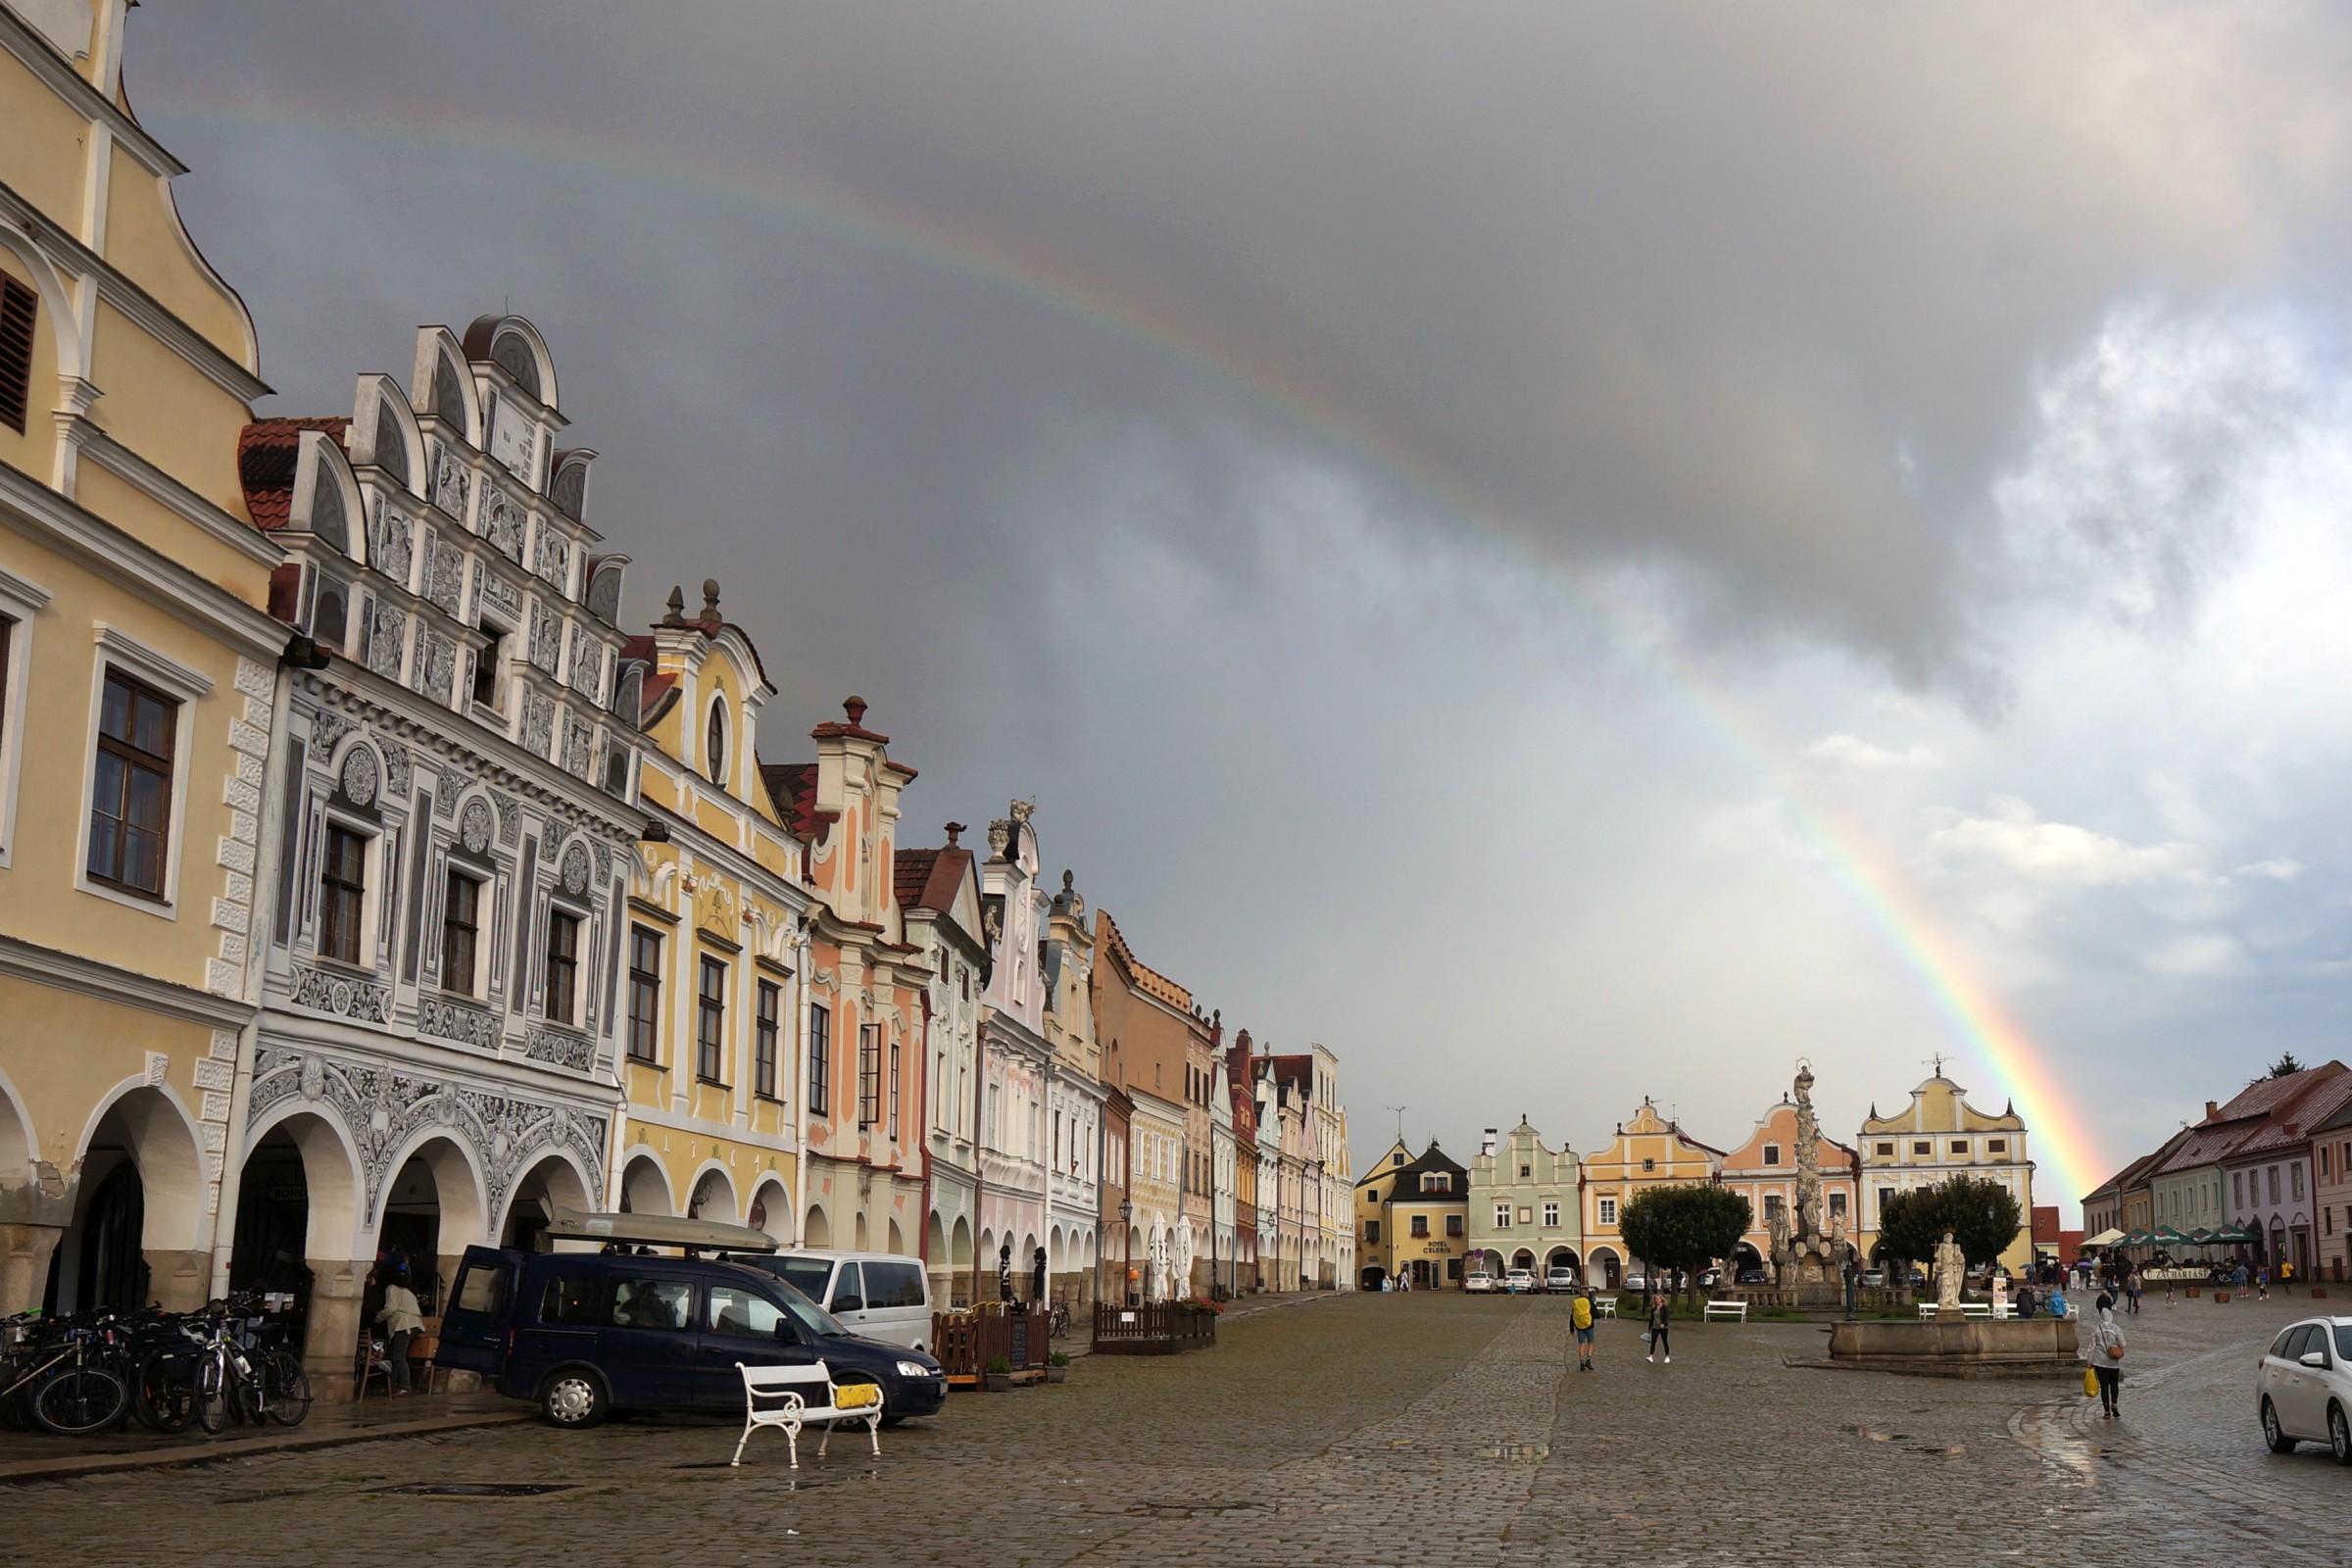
[1009,1315,1030,1366]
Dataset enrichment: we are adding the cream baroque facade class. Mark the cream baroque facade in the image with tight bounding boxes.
[1857,1070,2034,1273]
[0,1,291,1319]
[230,316,643,1393]
[1041,867,1104,1305]
[898,824,984,1306]
[612,585,812,1250]
[975,802,1050,1300]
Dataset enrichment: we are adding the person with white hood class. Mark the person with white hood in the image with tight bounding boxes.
[2082,1292,2127,1418]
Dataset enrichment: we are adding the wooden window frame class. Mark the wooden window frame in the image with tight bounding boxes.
[317,822,369,966]
[696,955,727,1086]
[887,1037,901,1137]
[439,867,481,995]
[544,906,581,1026]
[807,1003,830,1112]
[858,1024,881,1128]
[85,668,178,899]
[626,925,662,1065]
[753,980,780,1100]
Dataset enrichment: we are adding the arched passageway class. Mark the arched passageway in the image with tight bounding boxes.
[503,1155,591,1250]
[51,1087,206,1313]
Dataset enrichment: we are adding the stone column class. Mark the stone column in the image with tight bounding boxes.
[144,1249,214,1311]
[304,1257,368,1402]
[0,1223,63,1315]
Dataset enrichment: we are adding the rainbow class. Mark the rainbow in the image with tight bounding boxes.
[144,93,2111,1212]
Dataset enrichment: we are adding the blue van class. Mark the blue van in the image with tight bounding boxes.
[437,1244,948,1428]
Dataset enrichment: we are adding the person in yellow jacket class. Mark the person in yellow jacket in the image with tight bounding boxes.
[1570,1288,1595,1372]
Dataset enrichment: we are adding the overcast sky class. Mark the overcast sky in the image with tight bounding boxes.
[128,2,2352,1212]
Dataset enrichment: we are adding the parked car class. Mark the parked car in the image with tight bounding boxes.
[1859,1269,1886,1288]
[725,1250,935,1352]
[1544,1266,1577,1293]
[2257,1316,2352,1462]
[1623,1273,1648,1293]
[1503,1268,1536,1294]
[1737,1269,1769,1286]
[437,1245,947,1430]
[1464,1272,1497,1294]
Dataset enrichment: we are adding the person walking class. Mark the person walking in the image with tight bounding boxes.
[1571,1288,1595,1372]
[2081,1294,2127,1418]
[2126,1269,2143,1315]
[1646,1293,1672,1364]
[374,1264,425,1396]
[2258,1265,2271,1301]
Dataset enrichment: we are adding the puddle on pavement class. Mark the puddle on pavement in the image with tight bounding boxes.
[367,1482,580,1498]
[1477,1444,1549,1461]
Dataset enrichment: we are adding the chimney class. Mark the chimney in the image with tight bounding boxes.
[1480,1127,1498,1158]
[2206,1101,2220,1123]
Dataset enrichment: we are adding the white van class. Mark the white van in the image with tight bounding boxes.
[734,1251,935,1352]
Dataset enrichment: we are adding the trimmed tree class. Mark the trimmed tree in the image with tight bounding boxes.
[1619,1184,1753,1305]
[1878,1174,2026,1292]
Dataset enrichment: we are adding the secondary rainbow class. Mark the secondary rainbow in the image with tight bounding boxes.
[149,96,2112,1209]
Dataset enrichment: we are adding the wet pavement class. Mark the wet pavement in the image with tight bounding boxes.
[6,1289,2348,1566]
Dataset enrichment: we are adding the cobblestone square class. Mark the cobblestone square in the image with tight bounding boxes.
[10,1291,2352,1567]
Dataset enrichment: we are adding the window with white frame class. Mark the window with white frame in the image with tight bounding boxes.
[1494,1202,1512,1229]
[318,822,370,964]
[88,669,180,899]
[440,868,482,994]
[1597,1196,1617,1226]
[1543,1200,1559,1228]
[0,568,41,859]
[544,906,582,1025]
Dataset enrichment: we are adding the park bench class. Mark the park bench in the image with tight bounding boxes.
[1915,1301,1996,1320]
[1592,1296,1618,1319]
[1701,1299,1747,1323]
[729,1360,885,1470]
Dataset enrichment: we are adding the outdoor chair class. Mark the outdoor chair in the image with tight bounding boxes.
[729,1360,884,1470]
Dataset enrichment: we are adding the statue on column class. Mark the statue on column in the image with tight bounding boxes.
[1791,1061,1826,1245]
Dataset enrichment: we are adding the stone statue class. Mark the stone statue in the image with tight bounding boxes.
[1767,1200,1793,1285]
[1791,1061,1825,1244]
[1934,1229,1967,1315]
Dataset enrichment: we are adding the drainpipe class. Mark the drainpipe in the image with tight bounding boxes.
[969,1023,988,1312]
[916,986,932,1274]
[791,918,811,1248]
[208,651,299,1298]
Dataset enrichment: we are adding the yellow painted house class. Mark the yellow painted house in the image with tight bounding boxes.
[0,0,291,1314]
[613,584,813,1241]
[1356,1140,1468,1290]
[1580,1099,1725,1289]
[1857,1071,2034,1273]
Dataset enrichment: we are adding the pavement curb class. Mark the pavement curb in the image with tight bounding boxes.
[0,1408,535,1486]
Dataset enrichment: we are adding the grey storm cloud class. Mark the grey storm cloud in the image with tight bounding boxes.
[124,3,2352,1187]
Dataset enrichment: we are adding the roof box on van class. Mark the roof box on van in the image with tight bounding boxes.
[540,1206,781,1253]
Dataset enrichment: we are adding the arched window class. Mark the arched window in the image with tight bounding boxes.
[313,583,348,651]
[309,471,348,554]
[706,700,727,786]
[492,331,540,398]
[432,354,468,434]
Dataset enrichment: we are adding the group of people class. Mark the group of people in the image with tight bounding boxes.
[1560,1287,1674,1372]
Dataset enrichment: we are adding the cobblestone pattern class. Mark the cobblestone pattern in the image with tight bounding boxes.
[12,1293,2352,1566]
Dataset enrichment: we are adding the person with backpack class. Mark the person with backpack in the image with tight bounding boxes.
[1570,1288,1595,1371]
[1646,1293,1672,1364]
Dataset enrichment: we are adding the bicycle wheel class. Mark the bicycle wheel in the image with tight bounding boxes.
[31,1365,127,1436]
[192,1357,227,1436]
[261,1349,312,1427]
[132,1349,195,1434]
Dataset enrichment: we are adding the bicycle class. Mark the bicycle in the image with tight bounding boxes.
[1048,1301,1072,1340]
[1,1316,129,1436]
[188,1299,311,1434]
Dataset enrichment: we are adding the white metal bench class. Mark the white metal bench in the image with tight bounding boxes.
[1702,1298,1747,1323]
[729,1360,884,1469]
[1916,1301,1995,1320]
[1592,1296,1618,1319]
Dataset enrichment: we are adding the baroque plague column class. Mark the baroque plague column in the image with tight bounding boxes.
[231,317,640,1393]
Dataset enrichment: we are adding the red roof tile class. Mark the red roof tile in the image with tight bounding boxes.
[760,761,830,841]
[2212,1063,2348,1124]
[237,416,347,531]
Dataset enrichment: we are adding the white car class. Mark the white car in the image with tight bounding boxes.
[1464,1272,1497,1294]
[1623,1273,1648,1293]
[1503,1268,1536,1294]
[1544,1267,1577,1293]
[2258,1316,2352,1462]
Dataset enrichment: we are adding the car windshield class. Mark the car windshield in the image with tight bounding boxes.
[719,1257,853,1338]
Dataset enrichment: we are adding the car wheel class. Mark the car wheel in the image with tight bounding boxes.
[539,1369,609,1429]
[2263,1396,2297,1454]
[2331,1404,2352,1467]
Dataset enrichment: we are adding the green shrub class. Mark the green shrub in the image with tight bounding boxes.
[983,1354,1013,1375]
[1049,1350,1072,1367]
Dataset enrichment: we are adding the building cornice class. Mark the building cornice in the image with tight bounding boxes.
[75,425,281,566]
[0,458,285,660]
[0,9,187,177]
[0,931,255,1029]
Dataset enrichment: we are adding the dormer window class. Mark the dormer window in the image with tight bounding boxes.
[706,700,727,786]
[1420,1172,1446,1194]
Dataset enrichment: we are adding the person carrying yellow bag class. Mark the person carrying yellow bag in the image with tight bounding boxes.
[2079,1293,2127,1418]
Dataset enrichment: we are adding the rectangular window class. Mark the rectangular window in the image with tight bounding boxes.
[1364,1219,1380,1244]
[544,908,580,1024]
[1875,1142,1893,1156]
[754,980,779,1098]
[440,870,480,994]
[2294,1164,2306,1200]
[1912,1141,1931,1156]
[1410,1214,1429,1238]
[1494,1203,1512,1230]
[0,275,35,435]
[1829,1191,1847,1218]
[696,956,726,1084]
[858,1024,881,1127]
[888,1038,902,1136]
[808,1003,831,1110]
[1597,1197,1617,1227]
[1986,1139,2006,1153]
[86,670,176,896]
[626,926,661,1064]
[2235,1171,2245,1207]
[1951,1139,1970,1155]
[1762,1144,1781,1166]
[1878,1187,1895,1217]
[1543,1201,1560,1228]
[318,823,368,964]
[2271,1167,2282,1204]
[1446,1214,1463,1238]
